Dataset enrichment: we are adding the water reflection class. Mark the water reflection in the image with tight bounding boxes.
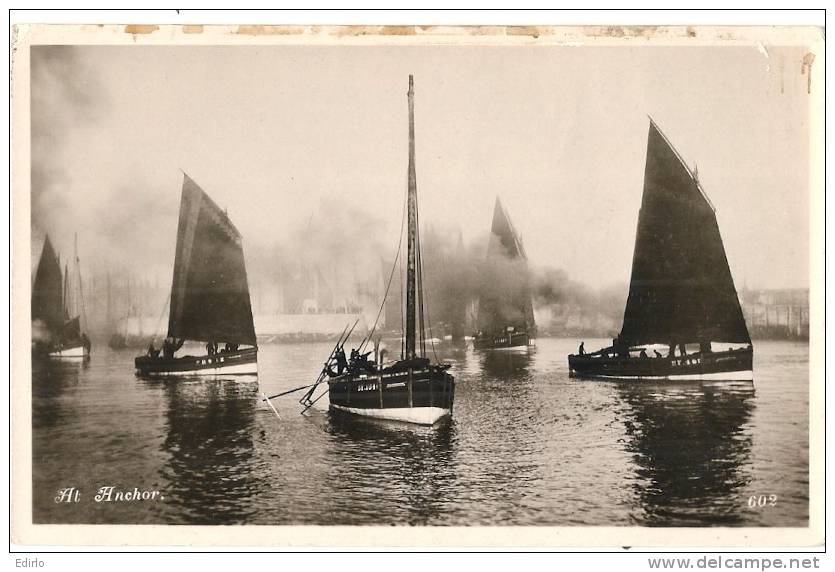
[321,412,457,525]
[157,378,264,524]
[32,357,87,428]
[479,347,534,378]
[617,381,755,525]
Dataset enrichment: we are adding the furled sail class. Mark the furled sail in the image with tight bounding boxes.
[477,197,536,333]
[31,235,64,333]
[167,174,257,345]
[619,120,751,346]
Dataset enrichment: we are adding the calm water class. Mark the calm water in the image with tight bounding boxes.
[32,338,809,526]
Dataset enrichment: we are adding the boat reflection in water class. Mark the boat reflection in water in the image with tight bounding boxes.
[615,380,755,525]
[479,346,534,378]
[156,377,264,524]
[322,411,457,525]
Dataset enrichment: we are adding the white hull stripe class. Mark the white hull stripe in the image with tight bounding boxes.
[139,362,259,377]
[329,404,450,425]
[49,345,88,358]
[575,369,754,381]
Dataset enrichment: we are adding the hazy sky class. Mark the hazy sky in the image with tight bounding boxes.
[31,43,812,290]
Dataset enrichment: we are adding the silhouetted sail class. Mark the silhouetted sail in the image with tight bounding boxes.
[477,198,535,333]
[619,120,750,346]
[167,175,256,345]
[61,316,81,341]
[32,235,64,333]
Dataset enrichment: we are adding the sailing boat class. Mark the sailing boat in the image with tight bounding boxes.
[473,197,536,350]
[134,174,258,376]
[568,119,753,381]
[31,234,91,358]
[309,76,455,425]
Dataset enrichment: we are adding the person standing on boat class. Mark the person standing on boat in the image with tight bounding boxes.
[81,332,91,353]
[334,346,348,375]
[578,342,585,356]
[162,337,184,359]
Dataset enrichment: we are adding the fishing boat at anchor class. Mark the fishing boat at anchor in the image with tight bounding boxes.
[299,76,454,425]
[31,234,91,359]
[473,197,536,350]
[134,174,258,377]
[568,118,753,381]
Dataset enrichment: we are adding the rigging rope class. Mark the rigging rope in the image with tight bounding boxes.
[149,290,171,344]
[359,181,408,354]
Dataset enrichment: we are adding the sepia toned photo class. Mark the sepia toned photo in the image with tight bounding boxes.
[11,23,824,547]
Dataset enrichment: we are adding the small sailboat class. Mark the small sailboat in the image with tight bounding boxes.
[568,119,753,381]
[473,197,536,350]
[306,76,454,425]
[31,234,91,359]
[134,174,258,377]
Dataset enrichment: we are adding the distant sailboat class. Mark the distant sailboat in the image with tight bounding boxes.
[32,234,91,358]
[568,119,753,381]
[134,174,258,376]
[302,76,455,425]
[473,197,536,350]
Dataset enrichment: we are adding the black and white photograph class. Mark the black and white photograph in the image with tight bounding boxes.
[11,20,824,549]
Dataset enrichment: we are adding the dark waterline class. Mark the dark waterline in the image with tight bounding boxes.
[32,338,808,526]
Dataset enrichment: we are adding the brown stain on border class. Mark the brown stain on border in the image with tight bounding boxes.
[227,24,712,39]
[124,24,159,35]
[182,25,204,35]
[801,52,816,94]
[235,25,306,36]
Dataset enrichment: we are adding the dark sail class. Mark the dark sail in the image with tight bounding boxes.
[167,174,257,345]
[619,120,751,346]
[32,235,64,333]
[61,316,81,341]
[477,197,536,333]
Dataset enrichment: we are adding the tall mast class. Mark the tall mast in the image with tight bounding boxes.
[74,233,87,331]
[405,75,417,360]
[63,263,70,319]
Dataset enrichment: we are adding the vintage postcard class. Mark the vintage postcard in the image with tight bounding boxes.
[10,22,824,548]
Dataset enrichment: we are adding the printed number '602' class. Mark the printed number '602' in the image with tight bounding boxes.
[748,495,777,508]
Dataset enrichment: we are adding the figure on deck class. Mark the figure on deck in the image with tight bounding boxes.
[578,342,585,356]
[81,332,91,353]
[349,347,376,373]
[162,336,184,359]
[325,346,349,377]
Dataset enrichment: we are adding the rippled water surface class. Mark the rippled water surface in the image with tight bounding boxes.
[32,338,809,526]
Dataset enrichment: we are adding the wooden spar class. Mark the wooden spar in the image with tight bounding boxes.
[300,318,359,407]
[262,392,282,420]
[301,386,329,415]
[262,382,317,401]
[405,74,417,360]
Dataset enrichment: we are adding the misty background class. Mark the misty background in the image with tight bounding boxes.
[30,44,812,342]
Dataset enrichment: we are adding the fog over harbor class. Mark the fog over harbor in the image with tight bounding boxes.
[31,44,812,327]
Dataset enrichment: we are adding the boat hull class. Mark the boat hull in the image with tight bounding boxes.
[473,331,534,350]
[134,347,258,377]
[568,347,753,381]
[47,343,89,359]
[327,365,454,425]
